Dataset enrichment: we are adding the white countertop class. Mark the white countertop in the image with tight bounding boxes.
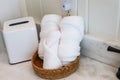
[0,52,118,80]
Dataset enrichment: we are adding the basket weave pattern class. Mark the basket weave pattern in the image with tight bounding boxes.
[32,51,80,79]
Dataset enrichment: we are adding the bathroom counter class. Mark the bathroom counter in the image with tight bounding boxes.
[0,52,118,80]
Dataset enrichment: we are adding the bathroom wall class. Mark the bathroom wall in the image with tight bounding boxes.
[22,0,62,22]
[25,0,42,22]
[19,0,28,17]
[78,0,120,41]
[0,0,22,53]
[23,0,78,22]
[40,0,62,16]
[118,2,120,40]
[78,0,86,17]
[78,0,120,67]
[89,0,119,40]
[0,0,22,25]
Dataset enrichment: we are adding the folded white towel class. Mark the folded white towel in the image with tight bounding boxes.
[38,14,62,59]
[46,31,61,53]
[46,31,61,48]
[41,14,62,25]
[41,14,62,32]
[59,44,80,57]
[40,23,59,34]
[43,34,62,69]
[40,14,62,37]
[58,16,84,65]
[60,16,84,42]
[60,27,82,41]
[60,16,84,31]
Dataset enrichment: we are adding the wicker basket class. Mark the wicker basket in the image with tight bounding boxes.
[32,51,80,79]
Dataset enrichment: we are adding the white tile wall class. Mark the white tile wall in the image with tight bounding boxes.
[0,0,21,25]
[78,0,120,40]
[24,0,78,21]
[25,0,42,21]
[88,0,119,39]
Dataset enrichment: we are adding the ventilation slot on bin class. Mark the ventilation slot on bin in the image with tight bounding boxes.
[9,21,29,26]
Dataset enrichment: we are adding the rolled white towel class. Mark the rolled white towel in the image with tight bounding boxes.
[43,37,62,69]
[41,14,62,32]
[60,39,80,46]
[41,14,62,25]
[60,16,84,31]
[38,31,61,59]
[46,31,61,53]
[40,14,62,39]
[59,43,80,57]
[58,16,84,65]
[60,16,84,41]
[40,22,59,33]
[46,31,61,47]
[38,14,62,59]
[60,27,82,41]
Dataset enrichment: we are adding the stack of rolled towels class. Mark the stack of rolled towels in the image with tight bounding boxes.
[38,14,84,69]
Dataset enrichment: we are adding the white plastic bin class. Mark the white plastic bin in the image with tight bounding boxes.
[3,17,38,64]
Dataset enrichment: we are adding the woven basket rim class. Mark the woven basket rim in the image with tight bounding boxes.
[32,51,79,70]
[32,51,80,79]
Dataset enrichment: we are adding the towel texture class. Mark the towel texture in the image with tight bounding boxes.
[38,14,62,59]
[43,31,62,69]
[58,16,84,65]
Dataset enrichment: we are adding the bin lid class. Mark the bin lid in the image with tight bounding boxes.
[3,17,36,32]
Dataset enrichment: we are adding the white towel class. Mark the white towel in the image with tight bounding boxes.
[58,16,84,65]
[40,23,59,34]
[38,14,62,59]
[60,16,84,31]
[46,31,61,53]
[43,31,62,69]
[60,27,82,41]
[59,43,80,57]
[41,14,62,32]
[40,14,62,38]
[46,31,61,49]
[60,16,84,41]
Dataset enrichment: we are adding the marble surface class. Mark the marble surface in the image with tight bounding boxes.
[81,35,120,67]
[0,52,118,80]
